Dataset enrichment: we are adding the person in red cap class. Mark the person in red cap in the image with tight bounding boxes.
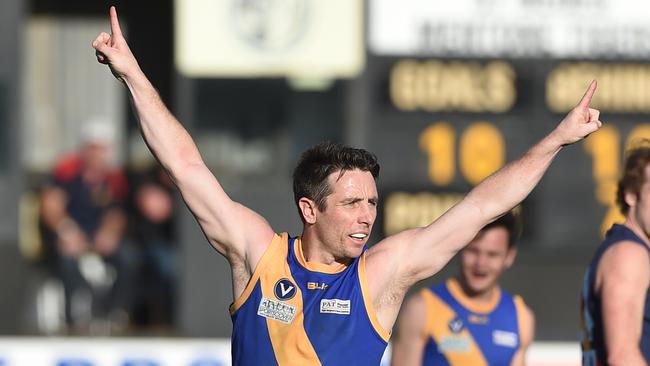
[40,116,136,332]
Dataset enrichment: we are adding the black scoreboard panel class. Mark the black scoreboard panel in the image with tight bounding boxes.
[365,56,650,252]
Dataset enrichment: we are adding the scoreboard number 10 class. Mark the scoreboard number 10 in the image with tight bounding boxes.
[418,120,650,237]
[419,121,506,186]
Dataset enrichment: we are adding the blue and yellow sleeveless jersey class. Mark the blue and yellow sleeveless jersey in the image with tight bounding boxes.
[420,278,527,366]
[229,233,390,365]
[580,224,650,366]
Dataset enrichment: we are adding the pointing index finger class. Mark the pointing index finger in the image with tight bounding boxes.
[578,79,598,109]
[109,6,123,38]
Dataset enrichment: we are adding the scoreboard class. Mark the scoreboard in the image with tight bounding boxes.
[363,57,650,250]
[366,0,650,252]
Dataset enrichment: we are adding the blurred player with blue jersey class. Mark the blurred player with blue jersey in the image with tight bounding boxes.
[581,143,650,366]
[392,211,534,366]
[93,6,601,364]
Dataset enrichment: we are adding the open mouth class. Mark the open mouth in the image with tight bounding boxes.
[471,272,489,280]
[349,233,368,242]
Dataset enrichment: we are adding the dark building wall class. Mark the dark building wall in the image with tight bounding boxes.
[0,0,26,334]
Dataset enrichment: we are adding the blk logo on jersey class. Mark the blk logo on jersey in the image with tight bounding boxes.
[468,314,489,324]
[448,317,465,333]
[274,278,297,300]
[307,281,328,290]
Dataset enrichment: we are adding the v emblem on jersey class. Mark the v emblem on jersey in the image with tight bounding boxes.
[274,278,297,300]
[280,283,294,297]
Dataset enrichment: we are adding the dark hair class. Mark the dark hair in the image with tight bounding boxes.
[616,140,650,215]
[482,210,522,249]
[292,141,380,221]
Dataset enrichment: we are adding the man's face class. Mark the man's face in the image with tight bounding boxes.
[314,169,378,260]
[627,164,650,240]
[459,226,516,296]
[82,142,110,171]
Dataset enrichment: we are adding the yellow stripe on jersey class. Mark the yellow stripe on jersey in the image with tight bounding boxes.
[259,234,321,365]
[358,253,391,342]
[230,233,287,314]
[513,295,530,344]
[421,288,489,366]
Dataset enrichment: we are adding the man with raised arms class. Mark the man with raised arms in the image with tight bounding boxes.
[92,6,601,364]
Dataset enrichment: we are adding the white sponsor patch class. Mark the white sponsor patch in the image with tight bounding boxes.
[492,330,518,348]
[438,335,471,353]
[319,299,351,315]
[257,296,297,324]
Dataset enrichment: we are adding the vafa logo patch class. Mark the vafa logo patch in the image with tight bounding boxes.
[274,278,297,300]
[448,317,465,333]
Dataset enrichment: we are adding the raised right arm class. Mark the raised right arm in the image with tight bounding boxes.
[91,7,274,291]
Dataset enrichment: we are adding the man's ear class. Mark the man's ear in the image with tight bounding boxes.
[504,247,517,269]
[625,189,638,210]
[299,197,318,224]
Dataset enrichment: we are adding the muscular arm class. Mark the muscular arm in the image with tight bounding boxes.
[391,292,427,366]
[597,242,650,366]
[117,68,273,261]
[92,7,274,294]
[365,81,602,330]
[510,303,535,366]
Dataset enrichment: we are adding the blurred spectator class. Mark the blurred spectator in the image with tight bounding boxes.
[39,117,137,333]
[128,164,178,329]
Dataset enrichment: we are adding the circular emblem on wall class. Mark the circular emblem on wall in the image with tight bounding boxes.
[274,278,297,300]
[231,0,310,51]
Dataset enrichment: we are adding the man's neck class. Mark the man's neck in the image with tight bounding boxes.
[624,218,650,247]
[300,229,353,267]
[456,276,499,303]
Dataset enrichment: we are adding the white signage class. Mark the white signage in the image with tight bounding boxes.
[175,0,364,78]
[370,0,650,59]
[0,338,578,366]
[0,338,232,366]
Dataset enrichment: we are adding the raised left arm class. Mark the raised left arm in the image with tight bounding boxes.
[365,81,601,331]
[371,81,601,284]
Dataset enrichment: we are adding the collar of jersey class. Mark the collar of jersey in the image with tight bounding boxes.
[294,237,349,274]
[446,277,501,314]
